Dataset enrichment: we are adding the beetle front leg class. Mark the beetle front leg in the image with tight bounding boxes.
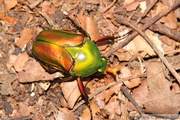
[77,77,89,102]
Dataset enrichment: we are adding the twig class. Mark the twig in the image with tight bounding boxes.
[137,0,158,23]
[149,23,180,42]
[101,0,117,13]
[104,0,180,57]
[38,11,55,28]
[121,86,143,115]
[115,17,180,84]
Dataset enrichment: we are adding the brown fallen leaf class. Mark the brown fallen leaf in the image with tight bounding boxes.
[160,35,180,50]
[120,66,132,78]
[124,78,141,89]
[124,1,139,11]
[4,0,17,11]
[162,12,178,29]
[0,12,17,24]
[60,80,80,109]
[13,53,30,72]
[104,95,121,119]
[0,74,17,95]
[77,9,100,41]
[6,53,30,72]
[40,1,51,14]
[124,30,163,57]
[15,28,35,50]
[55,108,78,120]
[6,55,18,69]
[18,102,33,116]
[18,59,63,83]
[143,61,180,114]
[172,83,180,94]
[129,79,149,111]
[113,49,132,61]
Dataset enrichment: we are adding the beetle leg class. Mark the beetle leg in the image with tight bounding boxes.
[61,76,75,82]
[77,77,93,119]
[39,62,58,73]
[105,64,121,76]
[77,77,89,102]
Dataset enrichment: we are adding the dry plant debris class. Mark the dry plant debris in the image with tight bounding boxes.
[0,0,180,120]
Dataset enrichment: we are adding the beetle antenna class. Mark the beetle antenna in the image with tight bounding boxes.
[95,36,115,42]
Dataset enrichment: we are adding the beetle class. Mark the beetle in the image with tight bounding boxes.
[32,29,115,101]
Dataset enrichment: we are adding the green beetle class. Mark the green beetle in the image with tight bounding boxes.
[32,30,108,77]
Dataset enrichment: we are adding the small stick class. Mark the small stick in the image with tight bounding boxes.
[121,86,143,115]
[101,0,117,13]
[137,0,158,23]
[149,23,180,42]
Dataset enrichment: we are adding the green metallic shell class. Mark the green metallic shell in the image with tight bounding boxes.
[66,37,107,77]
[32,30,107,77]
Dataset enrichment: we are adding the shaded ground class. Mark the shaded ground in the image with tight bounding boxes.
[0,0,180,120]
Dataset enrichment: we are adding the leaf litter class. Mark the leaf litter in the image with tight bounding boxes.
[0,0,180,119]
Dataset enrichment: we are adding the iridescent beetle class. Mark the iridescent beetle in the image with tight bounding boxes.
[32,29,114,100]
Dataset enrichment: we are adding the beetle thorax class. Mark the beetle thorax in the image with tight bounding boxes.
[66,39,105,77]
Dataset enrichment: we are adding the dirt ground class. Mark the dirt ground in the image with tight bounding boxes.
[0,0,180,120]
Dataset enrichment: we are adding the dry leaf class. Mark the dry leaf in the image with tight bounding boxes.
[13,53,30,72]
[18,59,63,82]
[139,1,146,13]
[124,78,141,89]
[39,82,51,90]
[0,12,17,24]
[172,83,180,94]
[114,49,132,61]
[18,102,33,116]
[15,28,34,50]
[160,35,178,49]
[6,53,30,72]
[0,74,16,95]
[125,1,139,11]
[104,95,121,119]
[129,79,149,110]
[124,30,163,57]
[162,12,178,29]
[175,8,180,19]
[55,108,77,120]
[6,55,18,69]
[4,0,17,11]
[150,2,168,18]
[40,1,51,14]
[77,10,99,40]
[120,66,131,78]
[52,0,64,7]
[124,0,135,4]
[143,62,180,114]
[80,106,91,120]
[60,80,80,108]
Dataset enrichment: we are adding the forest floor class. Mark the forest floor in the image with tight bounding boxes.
[0,0,180,120]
